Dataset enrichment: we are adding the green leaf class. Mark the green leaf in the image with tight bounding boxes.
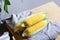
[4,5,9,13]
[4,0,11,13]
[0,0,2,2]
[0,8,2,12]
[5,0,11,5]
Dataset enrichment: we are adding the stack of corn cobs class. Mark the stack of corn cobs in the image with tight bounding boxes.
[14,12,49,37]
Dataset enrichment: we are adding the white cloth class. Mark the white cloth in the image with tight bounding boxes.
[11,10,33,24]
[0,32,10,40]
[28,21,60,40]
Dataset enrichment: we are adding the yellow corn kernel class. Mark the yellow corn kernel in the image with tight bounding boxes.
[24,13,46,27]
[22,19,48,37]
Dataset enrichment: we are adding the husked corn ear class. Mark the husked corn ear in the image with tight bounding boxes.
[24,12,47,27]
[22,19,48,37]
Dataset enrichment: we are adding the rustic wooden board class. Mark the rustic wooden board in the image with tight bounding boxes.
[31,1,60,24]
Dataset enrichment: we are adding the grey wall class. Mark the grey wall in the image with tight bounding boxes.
[1,0,60,20]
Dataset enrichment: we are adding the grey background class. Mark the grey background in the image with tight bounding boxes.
[0,0,60,20]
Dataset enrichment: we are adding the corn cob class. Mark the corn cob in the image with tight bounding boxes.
[24,12,47,27]
[22,19,48,37]
[14,12,47,32]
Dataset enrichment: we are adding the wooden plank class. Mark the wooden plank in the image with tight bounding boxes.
[31,1,60,24]
[56,35,60,40]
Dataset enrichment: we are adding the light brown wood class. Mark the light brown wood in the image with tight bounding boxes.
[56,35,60,40]
[31,1,60,24]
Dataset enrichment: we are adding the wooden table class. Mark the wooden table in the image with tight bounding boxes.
[2,18,27,40]
[55,35,60,40]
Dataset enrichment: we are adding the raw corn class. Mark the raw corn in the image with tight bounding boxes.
[24,12,47,27]
[22,19,48,37]
[14,12,47,32]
